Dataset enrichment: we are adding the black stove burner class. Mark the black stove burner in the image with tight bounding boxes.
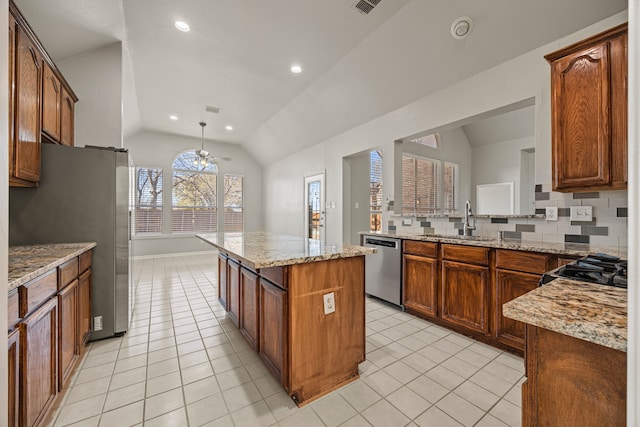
[542,253,627,289]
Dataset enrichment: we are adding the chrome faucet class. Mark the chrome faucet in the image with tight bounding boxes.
[463,200,476,236]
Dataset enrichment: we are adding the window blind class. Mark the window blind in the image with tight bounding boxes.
[171,151,218,233]
[135,167,163,234]
[224,174,244,232]
[444,161,459,213]
[402,155,440,214]
[369,151,383,232]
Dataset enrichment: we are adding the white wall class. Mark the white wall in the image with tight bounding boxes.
[125,130,263,256]
[471,136,535,213]
[1,0,9,419]
[58,42,123,148]
[263,12,627,244]
[347,152,371,245]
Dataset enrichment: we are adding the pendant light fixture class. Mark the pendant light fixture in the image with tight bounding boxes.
[195,121,210,167]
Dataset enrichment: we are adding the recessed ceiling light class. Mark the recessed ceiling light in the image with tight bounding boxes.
[174,21,190,32]
[451,16,473,40]
[225,125,233,131]
[290,64,302,74]
[169,115,178,121]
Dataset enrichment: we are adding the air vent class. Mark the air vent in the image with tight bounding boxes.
[354,0,381,15]
[205,105,220,114]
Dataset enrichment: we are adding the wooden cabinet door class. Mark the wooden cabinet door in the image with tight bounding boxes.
[8,328,20,427]
[41,61,61,142]
[240,268,260,350]
[9,16,16,180]
[260,279,287,385]
[495,269,538,351]
[218,253,228,310]
[610,31,627,189]
[13,24,42,185]
[60,86,75,146]
[228,260,240,327]
[20,298,57,427]
[78,269,92,347]
[58,279,79,390]
[441,260,490,334]
[403,254,438,319]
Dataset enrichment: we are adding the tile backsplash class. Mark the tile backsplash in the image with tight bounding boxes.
[386,183,628,248]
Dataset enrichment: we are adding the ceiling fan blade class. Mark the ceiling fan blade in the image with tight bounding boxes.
[211,156,231,161]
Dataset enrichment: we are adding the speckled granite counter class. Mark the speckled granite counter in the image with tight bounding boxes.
[197,232,375,269]
[503,279,627,352]
[9,242,97,292]
[360,231,626,258]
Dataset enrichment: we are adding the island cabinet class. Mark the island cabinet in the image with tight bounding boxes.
[240,267,260,350]
[217,253,228,310]
[8,328,20,427]
[221,257,365,406]
[441,244,491,335]
[227,259,241,327]
[494,250,550,351]
[546,23,627,192]
[402,241,438,320]
[522,326,626,426]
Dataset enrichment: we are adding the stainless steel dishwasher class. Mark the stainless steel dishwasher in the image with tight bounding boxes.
[364,236,402,307]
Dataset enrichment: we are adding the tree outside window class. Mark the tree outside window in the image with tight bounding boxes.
[172,151,217,233]
[135,167,163,234]
[224,174,244,232]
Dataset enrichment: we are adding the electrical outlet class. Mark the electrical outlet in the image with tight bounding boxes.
[570,205,593,221]
[402,219,412,226]
[323,292,336,315]
[545,206,558,221]
[93,316,103,331]
[354,202,359,209]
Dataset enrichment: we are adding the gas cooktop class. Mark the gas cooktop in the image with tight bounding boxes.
[540,253,627,289]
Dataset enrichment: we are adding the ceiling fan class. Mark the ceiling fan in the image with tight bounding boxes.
[195,121,231,166]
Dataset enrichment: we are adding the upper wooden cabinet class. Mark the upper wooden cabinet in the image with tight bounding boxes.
[8,0,78,187]
[11,18,42,187]
[545,24,627,192]
[42,62,61,142]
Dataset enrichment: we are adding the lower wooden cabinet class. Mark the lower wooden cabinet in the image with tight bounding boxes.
[522,326,626,426]
[441,260,490,335]
[495,270,539,351]
[403,253,438,319]
[20,298,58,427]
[228,260,240,327]
[218,253,228,310]
[240,267,260,350]
[8,328,20,427]
[78,269,92,347]
[259,279,287,384]
[58,279,79,390]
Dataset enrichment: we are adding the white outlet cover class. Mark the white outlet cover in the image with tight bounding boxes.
[323,292,336,315]
[570,205,593,221]
[545,206,558,221]
[402,219,412,226]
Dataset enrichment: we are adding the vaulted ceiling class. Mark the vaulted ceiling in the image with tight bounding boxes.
[14,0,627,164]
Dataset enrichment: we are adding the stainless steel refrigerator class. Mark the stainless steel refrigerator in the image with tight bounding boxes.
[9,143,130,340]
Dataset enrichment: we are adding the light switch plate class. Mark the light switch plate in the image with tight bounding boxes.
[402,219,412,226]
[570,205,593,221]
[545,207,558,221]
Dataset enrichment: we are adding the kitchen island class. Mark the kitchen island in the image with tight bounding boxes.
[504,280,627,426]
[197,232,375,406]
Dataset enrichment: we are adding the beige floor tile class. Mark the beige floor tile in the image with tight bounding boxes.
[186,393,229,426]
[144,388,185,420]
[279,407,325,427]
[54,394,106,426]
[407,375,449,404]
[144,407,188,427]
[361,399,410,427]
[339,381,382,412]
[454,380,501,411]
[363,369,403,396]
[311,392,357,427]
[147,357,180,379]
[264,391,300,421]
[230,399,276,427]
[489,399,521,427]
[184,376,222,404]
[426,365,466,390]
[414,406,463,427]
[222,381,263,412]
[64,377,111,405]
[103,381,146,412]
[476,414,510,427]
[386,386,432,419]
[146,370,182,397]
[99,401,144,426]
[181,361,214,385]
[436,393,486,426]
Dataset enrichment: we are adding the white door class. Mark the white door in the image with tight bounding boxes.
[304,173,325,241]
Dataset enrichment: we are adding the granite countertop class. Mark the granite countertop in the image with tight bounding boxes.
[503,279,627,352]
[360,231,627,258]
[197,232,375,269]
[9,242,97,292]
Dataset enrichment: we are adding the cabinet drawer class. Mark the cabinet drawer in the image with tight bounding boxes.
[496,250,550,274]
[442,244,489,266]
[19,269,57,317]
[260,266,287,290]
[58,257,79,289]
[8,289,20,331]
[403,240,438,258]
[79,250,92,273]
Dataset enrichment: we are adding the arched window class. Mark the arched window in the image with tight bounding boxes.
[171,151,218,233]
